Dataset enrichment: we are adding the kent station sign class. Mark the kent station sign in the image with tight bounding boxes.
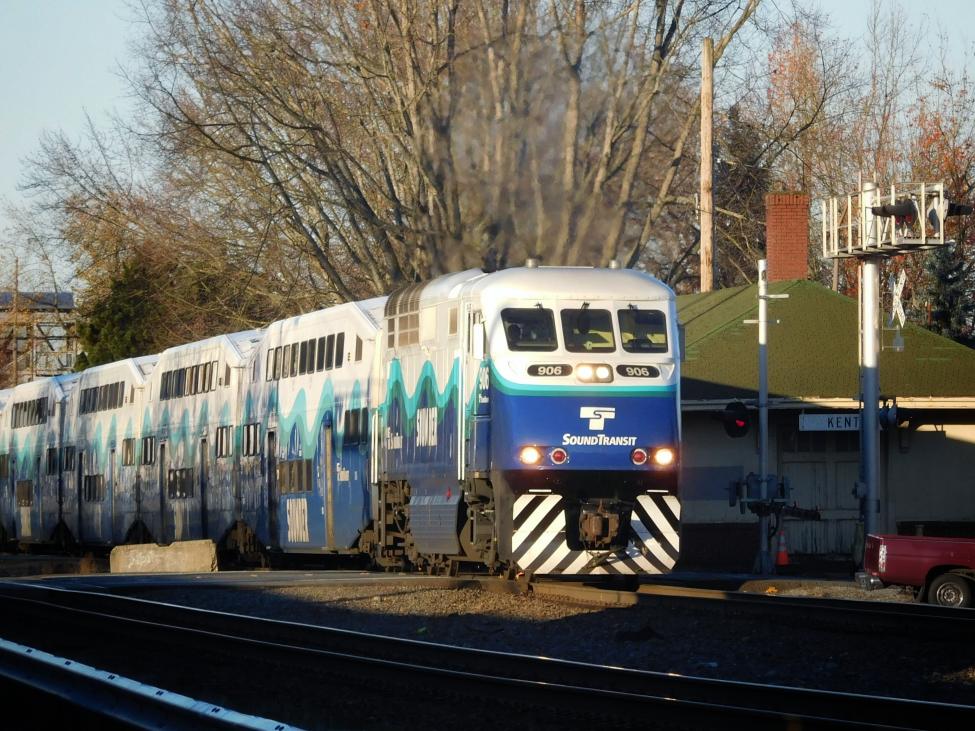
[798,413,860,432]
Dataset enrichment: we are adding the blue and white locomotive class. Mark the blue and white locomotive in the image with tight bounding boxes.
[0,264,680,576]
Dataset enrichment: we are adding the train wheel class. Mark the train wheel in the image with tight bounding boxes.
[218,520,268,568]
[928,573,973,607]
[422,555,453,576]
[123,520,154,545]
[376,480,413,571]
[49,520,77,554]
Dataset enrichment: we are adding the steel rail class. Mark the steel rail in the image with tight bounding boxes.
[634,582,975,621]
[17,569,972,632]
[630,582,975,639]
[0,637,295,730]
[1,583,972,730]
[526,576,975,630]
[0,603,798,731]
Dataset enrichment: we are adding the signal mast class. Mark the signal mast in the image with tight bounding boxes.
[822,181,971,546]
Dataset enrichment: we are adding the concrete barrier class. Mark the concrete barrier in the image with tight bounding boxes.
[110,540,218,574]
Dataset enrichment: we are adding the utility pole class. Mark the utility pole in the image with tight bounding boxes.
[28,292,35,382]
[12,257,19,387]
[699,37,714,292]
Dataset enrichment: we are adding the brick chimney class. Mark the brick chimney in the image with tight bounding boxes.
[765,192,810,281]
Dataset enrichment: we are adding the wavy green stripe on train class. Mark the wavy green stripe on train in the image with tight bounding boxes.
[379,358,476,435]
[249,378,367,454]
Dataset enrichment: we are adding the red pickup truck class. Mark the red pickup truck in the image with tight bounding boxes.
[858,534,975,608]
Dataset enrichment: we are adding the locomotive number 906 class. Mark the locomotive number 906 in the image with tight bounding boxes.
[616,365,660,378]
[528,364,573,377]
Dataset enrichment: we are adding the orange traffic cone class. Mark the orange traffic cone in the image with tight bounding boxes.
[775,529,790,567]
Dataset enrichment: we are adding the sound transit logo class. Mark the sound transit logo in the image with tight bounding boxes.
[579,406,615,430]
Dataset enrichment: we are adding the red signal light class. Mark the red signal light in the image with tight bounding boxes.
[550,448,568,465]
[722,402,750,438]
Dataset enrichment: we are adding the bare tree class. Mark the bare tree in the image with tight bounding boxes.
[135,0,759,287]
[8,0,766,364]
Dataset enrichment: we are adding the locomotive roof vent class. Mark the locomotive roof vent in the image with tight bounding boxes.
[608,259,621,269]
[525,257,539,268]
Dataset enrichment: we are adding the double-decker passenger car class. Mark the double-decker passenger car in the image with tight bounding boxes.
[0,388,12,544]
[62,358,153,546]
[245,300,381,554]
[146,332,262,546]
[0,264,680,576]
[0,376,67,544]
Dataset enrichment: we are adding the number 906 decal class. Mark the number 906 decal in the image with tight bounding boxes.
[528,364,573,377]
[616,364,660,378]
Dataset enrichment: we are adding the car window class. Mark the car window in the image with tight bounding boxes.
[561,308,615,352]
[501,308,558,351]
[618,308,668,353]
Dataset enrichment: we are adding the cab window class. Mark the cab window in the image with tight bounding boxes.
[501,308,558,351]
[561,308,615,353]
[618,308,668,353]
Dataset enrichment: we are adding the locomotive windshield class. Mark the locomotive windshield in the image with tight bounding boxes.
[560,308,615,353]
[501,305,668,354]
[618,308,668,353]
[501,308,558,351]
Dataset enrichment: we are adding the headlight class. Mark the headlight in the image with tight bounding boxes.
[518,445,543,465]
[652,447,676,466]
[576,364,613,383]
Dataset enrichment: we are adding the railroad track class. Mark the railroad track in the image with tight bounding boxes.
[17,567,974,638]
[526,576,975,636]
[0,637,295,730]
[0,582,972,729]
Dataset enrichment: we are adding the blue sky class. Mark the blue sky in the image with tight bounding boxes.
[1,0,973,248]
[0,0,132,236]
[814,0,973,59]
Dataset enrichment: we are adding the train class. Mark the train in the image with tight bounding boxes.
[0,263,681,576]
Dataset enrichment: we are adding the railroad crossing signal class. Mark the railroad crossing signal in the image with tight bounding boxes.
[721,401,750,438]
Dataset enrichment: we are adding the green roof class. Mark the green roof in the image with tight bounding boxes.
[677,279,975,401]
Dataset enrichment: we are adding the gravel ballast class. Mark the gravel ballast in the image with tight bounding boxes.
[139,579,974,705]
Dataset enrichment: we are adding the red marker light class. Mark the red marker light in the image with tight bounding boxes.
[630,448,649,465]
[550,448,568,465]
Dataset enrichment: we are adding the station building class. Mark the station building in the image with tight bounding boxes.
[678,194,975,569]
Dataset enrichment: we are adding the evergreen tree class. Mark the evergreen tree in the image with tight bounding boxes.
[924,243,975,346]
[75,260,156,368]
[713,104,773,286]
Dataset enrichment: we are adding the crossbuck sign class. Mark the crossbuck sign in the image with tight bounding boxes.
[888,269,907,328]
